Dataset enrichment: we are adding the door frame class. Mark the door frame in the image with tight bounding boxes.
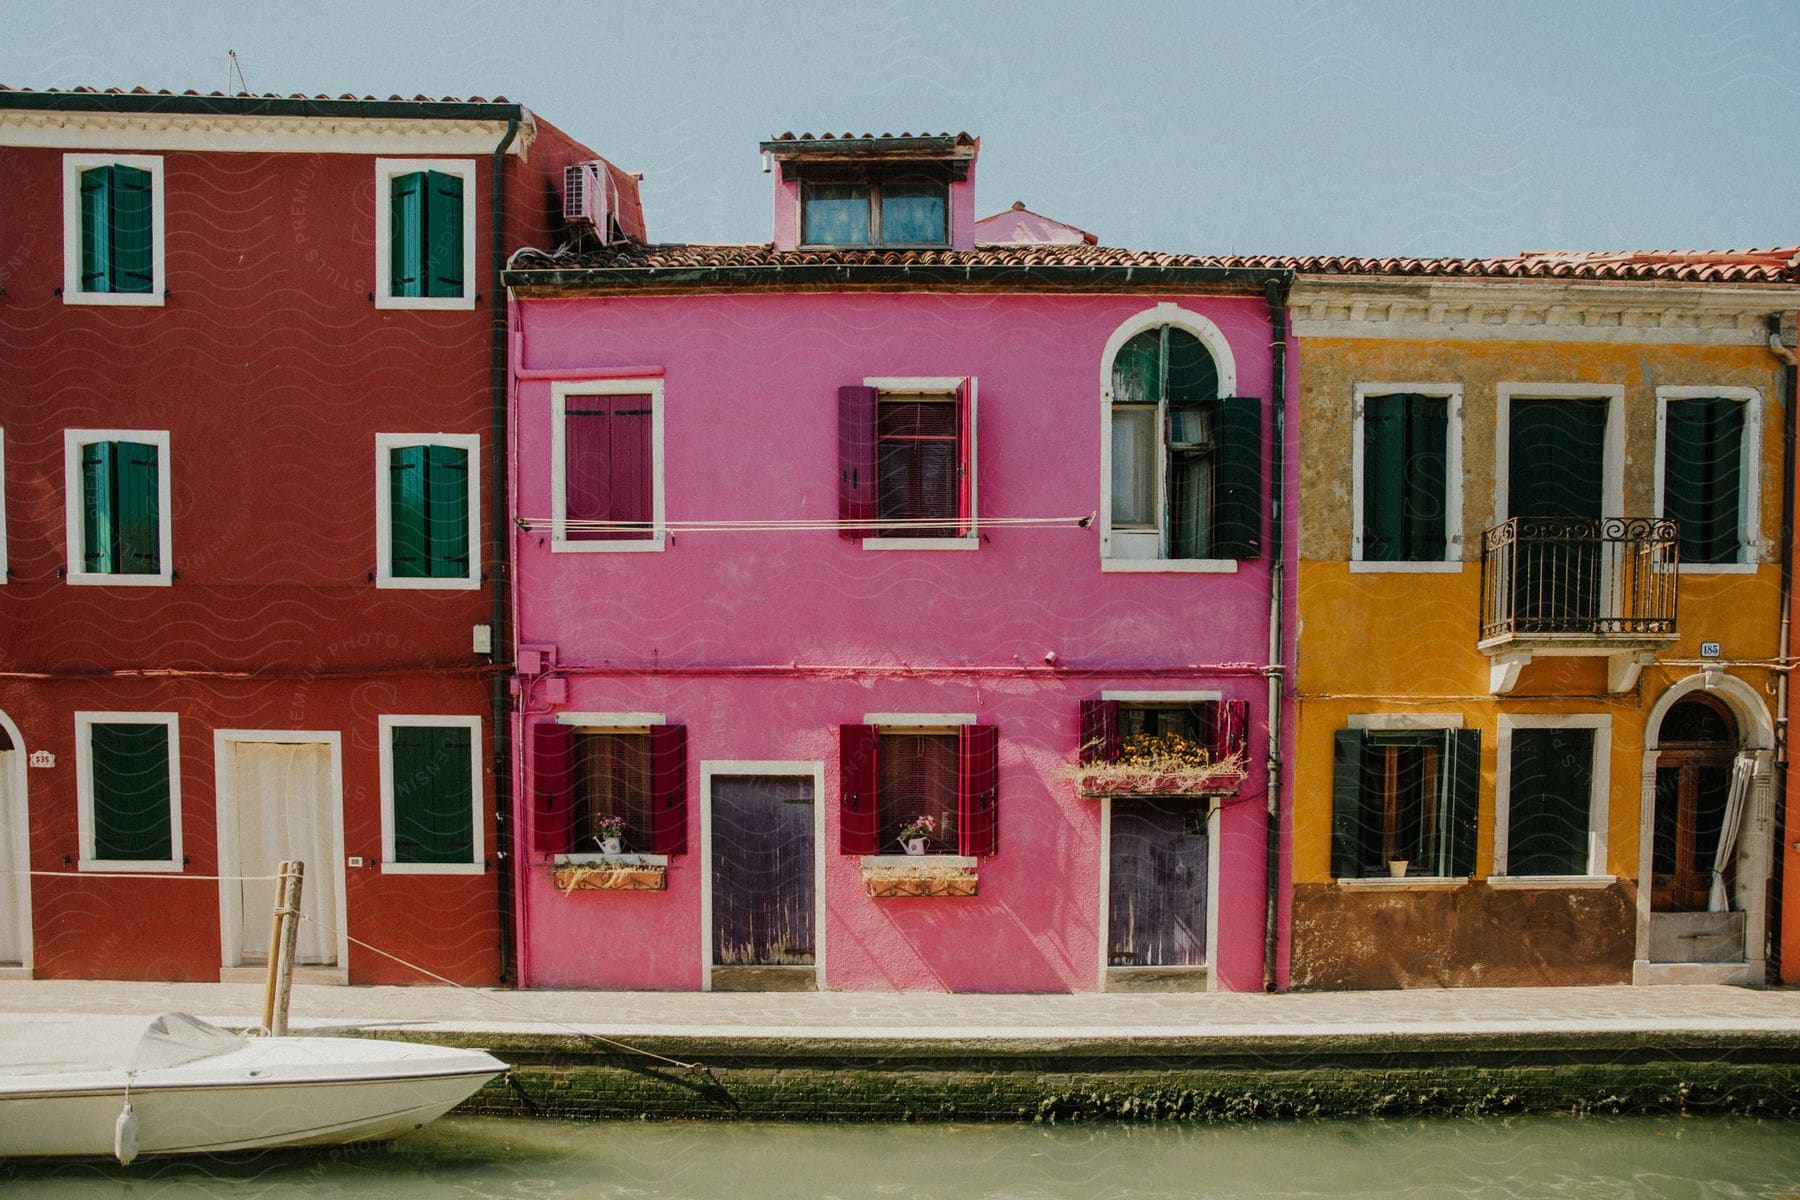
[698,760,825,991]
[0,709,33,978]
[213,730,348,977]
[1096,795,1221,991]
[1494,383,1626,521]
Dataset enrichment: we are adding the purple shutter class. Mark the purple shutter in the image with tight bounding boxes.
[1078,700,1122,765]
[1208,700,1250,762]
[612,396,653,535]
[958,724,999,857]
[839,723,879,853]
[955,377,974,536]
[648,724,688,854]
[838,385,877,538]
[564,400,610,540]
[531,721,573,858]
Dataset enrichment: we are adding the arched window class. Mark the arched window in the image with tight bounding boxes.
[1104,320,1260,563]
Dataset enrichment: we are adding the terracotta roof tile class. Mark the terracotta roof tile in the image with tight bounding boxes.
[0,84,512,104]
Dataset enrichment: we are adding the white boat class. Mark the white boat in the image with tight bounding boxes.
[0,1012,504,1162]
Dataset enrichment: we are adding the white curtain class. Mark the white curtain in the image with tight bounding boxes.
[234,744,336,964]
[0,753,17,965]
[1708,752,1755,914]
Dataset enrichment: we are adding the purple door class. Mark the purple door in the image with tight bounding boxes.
[1108,800,1209,967]
[711,775,815,966]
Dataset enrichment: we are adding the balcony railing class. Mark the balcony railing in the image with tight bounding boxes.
[1479,516,1680,644]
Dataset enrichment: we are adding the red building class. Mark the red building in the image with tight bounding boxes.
[0,87,636,984]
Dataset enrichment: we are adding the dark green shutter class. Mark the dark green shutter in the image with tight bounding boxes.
[1212,396,1263,558]
[388,445,427,577]
[90,723,172,861]
[425,446,469,576]
[1406,395,1449,561]
[81,441,116,574]
[1331,729,1364,878]
[390,172,425,297]
[111,164,154,293]
[1447,728,1480,877]
[79,166,111,291]
[392,725,474,864]
[1362,394,1404,560]
[116,441,160,573]
[1664,397,1743,566]
[424,170,464,298]
[1507,727,1592,876]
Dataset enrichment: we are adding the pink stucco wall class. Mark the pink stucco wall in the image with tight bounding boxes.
[510,289,1295,992]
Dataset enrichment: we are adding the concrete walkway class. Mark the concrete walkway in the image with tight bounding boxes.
[2,979,1797,1042]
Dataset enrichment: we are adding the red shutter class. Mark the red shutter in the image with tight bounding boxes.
[838,385,877,538]
[648,724,688,854]
[1078,700,1122,765]
[839,723,879,853]
[1208,700,1250,762]
[955,377,974,536]
[611,396,654,533]
[957,724,999,857]
[531,721,574,858]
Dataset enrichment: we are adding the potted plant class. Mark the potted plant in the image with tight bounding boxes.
[1065,731,1247,798]
[896,815,936,856]
[1387,858,1409,879]
[593,815,627,856]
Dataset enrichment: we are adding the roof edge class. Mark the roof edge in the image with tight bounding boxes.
[0,89,529,122]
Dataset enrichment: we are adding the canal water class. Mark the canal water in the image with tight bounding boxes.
[7,1114,1800,1197]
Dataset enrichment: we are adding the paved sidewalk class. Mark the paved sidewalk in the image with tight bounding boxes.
[2,979,1797,1041]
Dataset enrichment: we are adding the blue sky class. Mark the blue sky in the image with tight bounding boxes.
[2,0,1795,257]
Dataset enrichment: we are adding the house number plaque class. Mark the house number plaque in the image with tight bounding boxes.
[1700,642,1721,658]
[28,750,54,768]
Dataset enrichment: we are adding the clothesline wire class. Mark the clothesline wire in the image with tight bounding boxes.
[22,870,282,881]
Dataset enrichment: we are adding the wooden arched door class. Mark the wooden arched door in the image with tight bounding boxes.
[1651,695,1738,912]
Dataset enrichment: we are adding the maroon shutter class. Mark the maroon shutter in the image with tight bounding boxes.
[564,400,610,540]
[531,721,574,858]
[955,377,974,536]
[838,385,877,538]
[648,724,688,854]
[612,396,653,535]
[1078,700,1122,765]
[957,724,999,857]
[839,723,879,853]
[1208,700,1250,761]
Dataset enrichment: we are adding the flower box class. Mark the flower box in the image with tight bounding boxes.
[862,863,979,898]
[552,857,667,893]
[1074,767,1246,799]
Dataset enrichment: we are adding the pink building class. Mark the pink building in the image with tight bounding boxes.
[503,133,1296,993]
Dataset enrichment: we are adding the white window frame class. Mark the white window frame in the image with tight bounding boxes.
[373,432,482,590]
[1493,383,1626,522]
[378,714,484,875]
[1349,382,1464,573]
[62,153,166,307]
[0,428,8,585]
[859,376,979,551]
[1492,712,1614,884]
[1653,386,1762,574]
[75,711,182,873]
[1336,712,1469,886]
[63,428,173,587]
[550,378,667,553]
[1098,303,1242,573]
[373,158,477,311]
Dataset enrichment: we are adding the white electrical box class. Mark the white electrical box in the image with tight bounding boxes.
[472,624,493,654]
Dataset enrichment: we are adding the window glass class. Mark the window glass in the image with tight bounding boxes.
[1110,407,1156,526]
[879,182,946,243]
[1362,393,1449,561]
[1111,330,1163,406]
[572,732,653,852]
[803,183,870,244]
[1507,727,1593,876]
[877,733,958,853]
[565,395,653,540]
[1663,397,1744,565]
[1333,727,1478,879]
[390,725,474,865]
[876,393,958,536]
[1163,328,1218,403]
[90,722,172,861]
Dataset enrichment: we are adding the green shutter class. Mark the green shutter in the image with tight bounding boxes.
[90,723,172,862]
[1447,729,1480,877]
[110,164,154,293]
[79,166,111,292]
[1406,395,1449,561]
[392,725,474,865]
[116,441,160,574]
[388,445,428,577]
[1507,727,1592,876]
[424,171,464,298]
[81,441,116,574]
[390,172,425,297]
[425,446,470,577]
[1331,729,1364,878]
[1664,397,1743,566]
[1362,394,1404,560]
[1211,396,1263,559]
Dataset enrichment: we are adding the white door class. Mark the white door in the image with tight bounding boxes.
[0,751,19,965]
[231,743,336,965]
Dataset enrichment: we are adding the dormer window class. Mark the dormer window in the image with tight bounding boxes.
[801,173,948,247]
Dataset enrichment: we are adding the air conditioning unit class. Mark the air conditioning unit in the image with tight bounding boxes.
[563,160,618,243]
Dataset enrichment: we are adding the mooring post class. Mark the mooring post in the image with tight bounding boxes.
[270,860,305,1038]
[260,860,289,1035]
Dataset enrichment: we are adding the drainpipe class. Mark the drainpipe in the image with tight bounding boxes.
[1770,314,1796,983]
[489,116,520,983]
[1262,276,1291,993]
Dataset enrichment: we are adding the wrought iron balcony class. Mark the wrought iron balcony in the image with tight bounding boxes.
[1479,516,1680,692]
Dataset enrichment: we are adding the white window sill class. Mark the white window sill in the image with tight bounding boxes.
[381,861,485,876]
[1335,876,1467,891]
[374,294,475,311]
[861,854,977,868]
[550,535,666,553]
[375,575,482,591]
[1486,874,1616,889]
[79,859,182,873]
[64,291,163,307]
[555,852,668,868]
[1348,561,1465,574]
[1677,563,1758,575]
[67,571,172,587]
[1101,558,1239,574]
[861,536,979,551]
